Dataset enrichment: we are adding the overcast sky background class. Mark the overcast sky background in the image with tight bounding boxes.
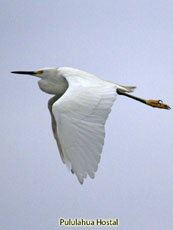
[1,0,173,229]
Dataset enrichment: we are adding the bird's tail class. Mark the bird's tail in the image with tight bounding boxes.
[118,85,136,93]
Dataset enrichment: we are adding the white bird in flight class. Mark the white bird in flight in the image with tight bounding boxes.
[11,67,170,184]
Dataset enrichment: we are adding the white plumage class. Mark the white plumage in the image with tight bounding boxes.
[11,67,170,184]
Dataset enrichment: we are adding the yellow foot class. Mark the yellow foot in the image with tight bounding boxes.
[146,100,171,110]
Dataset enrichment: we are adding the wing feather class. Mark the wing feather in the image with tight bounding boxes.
[52,69,117,183]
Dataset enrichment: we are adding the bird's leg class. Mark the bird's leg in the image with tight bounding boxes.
[117,89,171,110]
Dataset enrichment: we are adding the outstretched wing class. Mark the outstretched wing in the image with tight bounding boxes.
[52,69,117,184]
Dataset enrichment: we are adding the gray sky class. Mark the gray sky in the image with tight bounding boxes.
[1,0,173,229]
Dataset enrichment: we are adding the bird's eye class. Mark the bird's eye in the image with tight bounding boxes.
[37,70,44,75]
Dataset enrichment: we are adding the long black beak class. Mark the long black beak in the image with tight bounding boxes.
[11,71,36,75]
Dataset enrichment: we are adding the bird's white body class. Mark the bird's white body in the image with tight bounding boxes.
[38,67,123,95]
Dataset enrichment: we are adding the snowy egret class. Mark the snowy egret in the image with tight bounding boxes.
[11,67,170,184]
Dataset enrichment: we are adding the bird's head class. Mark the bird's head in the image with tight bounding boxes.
[11,67,58,79]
